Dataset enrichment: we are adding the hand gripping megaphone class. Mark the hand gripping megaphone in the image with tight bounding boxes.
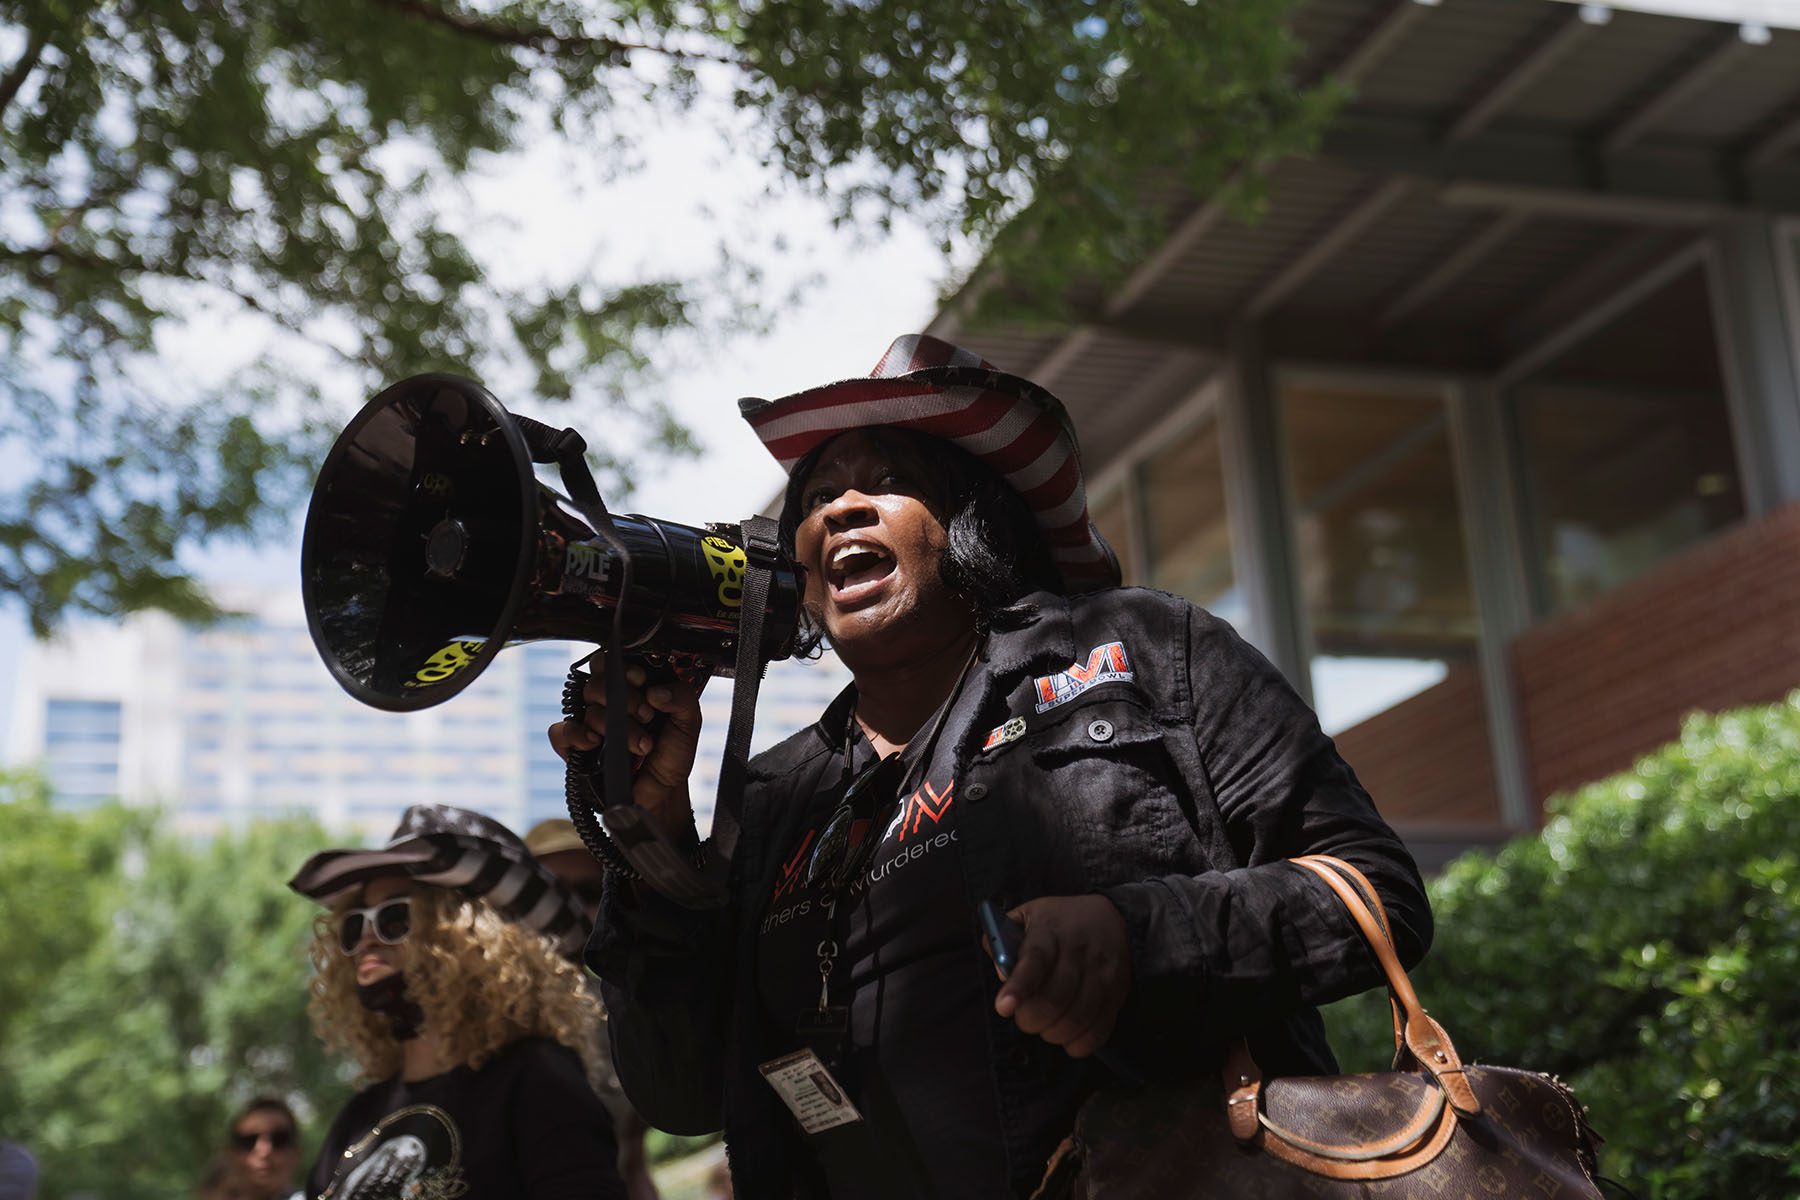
[301,374,801,906]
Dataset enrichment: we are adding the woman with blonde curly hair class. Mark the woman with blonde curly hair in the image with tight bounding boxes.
[290,804,625,1200]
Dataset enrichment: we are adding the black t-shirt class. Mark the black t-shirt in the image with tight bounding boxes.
[755,681,1010,1200]
[307,1036,624,1200]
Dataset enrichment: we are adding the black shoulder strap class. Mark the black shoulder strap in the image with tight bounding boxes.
[703,514,781,879]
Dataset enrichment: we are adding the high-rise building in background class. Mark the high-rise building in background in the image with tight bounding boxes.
[5,586,849,841]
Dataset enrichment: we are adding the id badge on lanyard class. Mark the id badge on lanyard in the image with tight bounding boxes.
[761,914,861,1132]
[758,1047,861,1134]
[759,922,939,1198]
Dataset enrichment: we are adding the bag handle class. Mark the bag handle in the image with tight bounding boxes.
[1289,856,1480,1115]
[1222,856,1480,1145]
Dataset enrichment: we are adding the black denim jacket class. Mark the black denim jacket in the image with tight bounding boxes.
[586,587,1433,1199]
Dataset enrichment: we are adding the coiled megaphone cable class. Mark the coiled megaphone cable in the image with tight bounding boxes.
[560,668,644,881]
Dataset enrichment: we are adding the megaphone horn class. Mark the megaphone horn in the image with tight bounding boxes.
[301,374,801,713]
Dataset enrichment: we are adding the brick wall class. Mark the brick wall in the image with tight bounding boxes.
[1325,505,1800,839]
[1332,660,1502,832]
[1511,503,1800,805]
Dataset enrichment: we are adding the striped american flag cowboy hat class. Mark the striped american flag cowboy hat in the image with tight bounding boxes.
[737,333,1122,592]
[288,804,588,959]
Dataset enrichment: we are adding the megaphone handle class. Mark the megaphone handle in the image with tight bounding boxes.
[567,656,694,771]
[559,546,776,907]
[562,663,706,869]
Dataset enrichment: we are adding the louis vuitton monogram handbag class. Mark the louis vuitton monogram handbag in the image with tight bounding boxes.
[1033,855,1619,1199]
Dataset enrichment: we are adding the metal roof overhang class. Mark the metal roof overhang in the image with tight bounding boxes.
[927,0,1800,471]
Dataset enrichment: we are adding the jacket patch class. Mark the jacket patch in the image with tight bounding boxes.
[1033,641,1133,713]
[982,717,1028,752]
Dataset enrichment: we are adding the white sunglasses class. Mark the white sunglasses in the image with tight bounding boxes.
[336,897,412,955]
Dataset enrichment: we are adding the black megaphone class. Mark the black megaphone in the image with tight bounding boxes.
[301,374,802,905]
[302,374,800,708]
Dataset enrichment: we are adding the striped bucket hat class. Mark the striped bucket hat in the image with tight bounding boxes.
[737,333,1121,591]
[289,804,587,958]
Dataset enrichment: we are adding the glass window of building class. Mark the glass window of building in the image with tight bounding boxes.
[43,698,122,743]
[1508,263,1742,615]
[1279,380,1498,830]
[1138,417,1245,632]
[43,698,124,809]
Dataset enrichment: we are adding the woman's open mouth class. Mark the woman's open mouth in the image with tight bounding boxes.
[827,542,895,603]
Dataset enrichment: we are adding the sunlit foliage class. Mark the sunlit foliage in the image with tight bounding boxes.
[0,0,1315,634]
[0,777,349,1199]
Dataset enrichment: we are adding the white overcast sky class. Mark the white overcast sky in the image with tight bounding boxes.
[0,79,958,753]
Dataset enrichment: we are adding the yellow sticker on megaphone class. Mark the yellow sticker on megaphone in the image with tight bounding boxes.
[406,640,487,687]
[701,536,746,609]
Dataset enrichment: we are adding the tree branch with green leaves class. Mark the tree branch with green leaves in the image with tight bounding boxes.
[1,0,1321,635]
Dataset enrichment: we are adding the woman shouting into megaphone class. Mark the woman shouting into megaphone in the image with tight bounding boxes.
[549,335,1432,1200]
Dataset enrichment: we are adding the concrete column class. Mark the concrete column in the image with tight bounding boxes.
[1709,217,1800,514]
[1217,324,1311,701]
[1447,382,1539,831]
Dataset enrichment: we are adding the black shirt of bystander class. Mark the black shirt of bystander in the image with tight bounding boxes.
[308,1037,621,1200]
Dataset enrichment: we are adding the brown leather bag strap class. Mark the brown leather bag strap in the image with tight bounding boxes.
[1290,856,1481,1116]
[1221,854,1482,1147]
[1290,857,1427,1020]
[1289,856,1405,1056]
[1222,1036,1263,1141]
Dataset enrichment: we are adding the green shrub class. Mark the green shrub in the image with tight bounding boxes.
[0,783,349,1199]
[1324,691,1800,1199]
[644,1127,722,1165]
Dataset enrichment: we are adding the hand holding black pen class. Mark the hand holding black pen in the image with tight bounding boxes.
[978,898,1145,1085]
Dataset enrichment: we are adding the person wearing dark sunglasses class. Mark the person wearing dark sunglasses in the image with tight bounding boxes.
[555,335,1432,1200]
[288,804,626,1200]
[220,1098,301,1200]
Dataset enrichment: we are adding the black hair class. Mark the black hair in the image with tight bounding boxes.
[228,1096,297,1138]
[777,427,1062,657]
